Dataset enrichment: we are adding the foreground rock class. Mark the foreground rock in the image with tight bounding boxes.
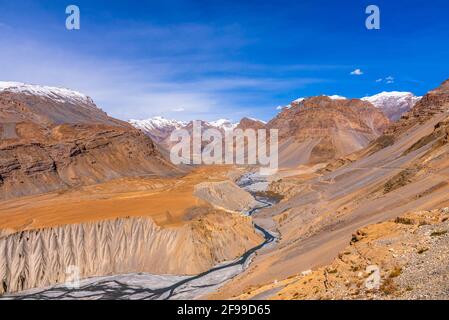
[208,79,449,299]
[0,211,262,295]
[237,208,449,300]
[194,181,259,213]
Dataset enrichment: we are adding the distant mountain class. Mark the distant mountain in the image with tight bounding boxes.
[129,116,187,143]
[236,117,266,130]
[267,96,390,166]
[130,117,242,148]
[208,119,238,131]
[362,91,421,121]
[130,97,391,168]
[381,80,449,139]
[0,82,178,200]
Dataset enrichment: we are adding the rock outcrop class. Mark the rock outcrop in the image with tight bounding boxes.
[362,92,421,121]
[237,208,449,300]
[0,83,179,200]
[382,80,449,138]
[194,181,259,213]
[0,212,262,295]
[266,96,390,166]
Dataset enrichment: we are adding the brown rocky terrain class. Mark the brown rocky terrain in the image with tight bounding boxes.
[0,211,262,295]
[266,96,390,167]
[2,78,449,300]
[0,165,265,295]
[362,92,421,121]
[234,208,449,300]
[0,87,179,200]
[381,79,449,140]
[194,181,259,213]
[131,99,388,169]
[208,79,449,300]
[236,117,266,131]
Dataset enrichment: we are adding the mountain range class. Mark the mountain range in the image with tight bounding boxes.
[1,79,446,300]
[129,91,421,166]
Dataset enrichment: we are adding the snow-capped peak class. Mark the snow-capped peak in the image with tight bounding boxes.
[293,97,305,103]
[362,91,421,121]
[362,91,419,101]
[325,95,347,100]
[129,116,188,143]
[247,117,266,124]
[129,116,187,131]
[208,119,238,131]
[0,81,95,106]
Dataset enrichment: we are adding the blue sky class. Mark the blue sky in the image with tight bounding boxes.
[0,0,448,122]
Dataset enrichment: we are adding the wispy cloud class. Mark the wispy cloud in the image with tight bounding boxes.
[0,23,330,121]
[375,76,395,84]
[385,76,395,84]
[350,69,364,76]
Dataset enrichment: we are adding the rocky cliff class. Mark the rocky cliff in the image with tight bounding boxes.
[266,96,390,166]
[0,83,179,200]
[0,212,262,295]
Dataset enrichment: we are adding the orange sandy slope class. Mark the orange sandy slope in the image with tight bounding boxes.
[0,166,235,232]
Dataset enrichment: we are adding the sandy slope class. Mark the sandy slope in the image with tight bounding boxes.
[208,87,449,299]
[0,166,240,232]
[0,165,268,295]
[235,208,449,300]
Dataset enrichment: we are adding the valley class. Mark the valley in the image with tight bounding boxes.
[1,79,449,300]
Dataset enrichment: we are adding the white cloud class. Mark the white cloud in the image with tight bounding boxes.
[375,76,395,84]
[0,27,327,121]
[350,69,364,76]
[276,106,283,110]
[385,76,395,84]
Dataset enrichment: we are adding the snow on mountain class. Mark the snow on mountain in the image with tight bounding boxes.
[129,116,187,131]
[362,91,421,121]
[0,81,95,106]
[293,97,305,103]
[129,116,187,142]
[326,95,347,100]
[247,117,266,124]
[208,119,238,131]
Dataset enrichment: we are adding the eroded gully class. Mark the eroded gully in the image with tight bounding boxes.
[5,173,278,300]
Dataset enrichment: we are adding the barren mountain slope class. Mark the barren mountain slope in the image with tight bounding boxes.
[0,212,262,294]
[0,83,179,200]
[236,117,266,131]
[129,116,187,143]
[0,166,264,295]
[266,96,390,167]
[235,208,449,300]
[362,91,421,121]
[382,79,449,138]
[208,80,449,299]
